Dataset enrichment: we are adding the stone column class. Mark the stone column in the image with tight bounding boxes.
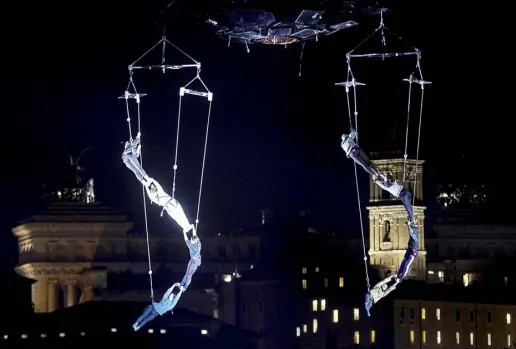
[66,280,76,307]
[47,279,58,313]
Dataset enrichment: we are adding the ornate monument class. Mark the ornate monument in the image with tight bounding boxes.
[13,155,261,315]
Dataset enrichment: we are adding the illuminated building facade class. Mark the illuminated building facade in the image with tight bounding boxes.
[367,158,427,280]
[394,283,516,349]
[13,187,261,319]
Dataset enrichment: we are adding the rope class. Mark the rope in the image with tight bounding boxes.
[402,76,413,184]
[345,63,371,290]
[125,76,155,301]
[171,95,183,200]
[412,60,425,207]
[172,69,213,232]
[195,100,213,231]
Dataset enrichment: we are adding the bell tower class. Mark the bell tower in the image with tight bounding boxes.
[367,154,426,280]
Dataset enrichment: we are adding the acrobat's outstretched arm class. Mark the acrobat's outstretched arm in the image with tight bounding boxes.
[122,133,149,183]
[341,130,384,178]
[133,283,185,331]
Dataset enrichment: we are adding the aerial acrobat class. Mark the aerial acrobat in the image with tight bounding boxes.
[119,16,213,329]
[341,131,419,315]
[122,134,195,234]
[336,8,431,316]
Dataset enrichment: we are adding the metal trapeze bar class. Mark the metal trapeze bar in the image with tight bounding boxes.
[180,87,213,102]
[403,76,432,86]
[347,51,420,59]
[118,92,147,100]
[335,79,366,88]
[129,63,201,71]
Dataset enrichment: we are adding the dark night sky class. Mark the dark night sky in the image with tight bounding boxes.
[0,1,508,268]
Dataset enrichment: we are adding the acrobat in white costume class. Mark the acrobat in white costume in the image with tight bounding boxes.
[122,133,195,234]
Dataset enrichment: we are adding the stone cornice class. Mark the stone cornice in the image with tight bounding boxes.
[16,262,93,278]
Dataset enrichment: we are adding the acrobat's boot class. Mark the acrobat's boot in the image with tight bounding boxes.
[365,291,374,317]
[164,198,194,233]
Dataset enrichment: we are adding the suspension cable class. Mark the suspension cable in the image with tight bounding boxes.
[412,59,426,207]
[171,68,213,232]
[402,76,413,184]
[345,62,371,290]
[124,75,155,301]
[195,100,213,231]
[171,94,183,200]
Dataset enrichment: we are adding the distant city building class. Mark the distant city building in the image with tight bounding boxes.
[394,282,516,349]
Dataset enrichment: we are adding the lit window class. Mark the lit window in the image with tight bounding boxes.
[437,330,441,344]
[421,307,426,320]
[21,334,28,339]
[160,329,166,334]
[222,274,232,282]
[302,279,307,289]
[79,332,85,336]
[463,273,472,287]
[469,332,474,346]
[201,329,208,335]
[312,299,318,311]
[487,333,492,346]
[111,328,117,333]
[370,330,376,343]
[438,271,444,282]
[507,313,512,324]
[354,331,360,344]
[436,308,441,320]
[41,334,47,338]
[296,327,300,337]
[3,335,8,340]
[508,334,512,347]
[315,267,320,272]
[302,324,307,333]
[422,331,427,344]
[353,308,360,321]
[324,278,329,288]
[339,277,344,287]
[455,332,460,344]
[428,270,434,275]
[302,267,307,274]
[321,299,326,311]
[148,329,154,334]
[332,309,339,323]
[410,330,415,344]
[59,333,65,338]
[313,319,318,333]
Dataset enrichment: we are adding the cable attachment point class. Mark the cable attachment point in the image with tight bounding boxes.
[118,92,147,104]
[335,79,366,92]
[179,67,213,101]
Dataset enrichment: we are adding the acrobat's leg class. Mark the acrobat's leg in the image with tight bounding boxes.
[398,189,414,223]
[163,199,194,233]
[122,149,149,183]
[133,304,158,331]
[349,147,383,178]
[397,240,418,279]
[180,258,201,291]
